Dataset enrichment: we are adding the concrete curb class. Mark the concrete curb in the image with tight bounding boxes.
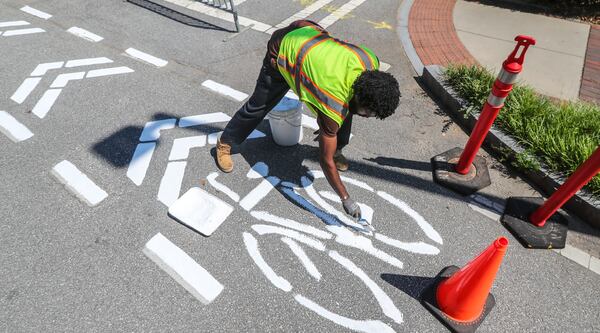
[396,0,423,76]
[422,64,600,229]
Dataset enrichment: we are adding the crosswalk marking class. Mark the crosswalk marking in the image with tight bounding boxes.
[0,111,33,143]
[51,160,108,207]
[20,6,52,20]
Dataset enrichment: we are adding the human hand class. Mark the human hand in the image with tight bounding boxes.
[342,197,361,219]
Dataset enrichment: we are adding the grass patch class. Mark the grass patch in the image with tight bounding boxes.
[444,64,600,197]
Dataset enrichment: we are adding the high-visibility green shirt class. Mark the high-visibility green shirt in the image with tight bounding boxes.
[277,26,379,127]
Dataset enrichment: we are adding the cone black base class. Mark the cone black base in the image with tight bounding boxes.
[420,266,496,333]
[501,197,568,249]
[431,147,491,196]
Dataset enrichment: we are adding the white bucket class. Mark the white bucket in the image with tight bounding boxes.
[267,96,304,146]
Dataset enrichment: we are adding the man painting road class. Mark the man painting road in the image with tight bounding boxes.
[215,20,400,220]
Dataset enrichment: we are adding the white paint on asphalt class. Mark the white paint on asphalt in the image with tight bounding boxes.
[0,111,34,143]
[318,190,340,203]
[207,131,222,145]
[127,142,157,186]
[179,112,231,128]
[125,48,168,67]
[243,232,292,292]
[50,72,86,88]
[31,61,64,76]
[310,170,374,192]
[378,191,443,245]
[329,250,403,325]
[239,177,280,211]
[168,135,207,160]
[374,234,440,255]
[247,162,269,179]
[11,78,42,104]
[295,294,395,333]
[206,172,240,202]
[2,28,45,36]
[0,21,30,28]
[281,237,322,281]
[32,88,62,118]
[51,160,108,206]
[251,224,326,252]
[20,6,52,20]
[250,211,333,240]
[65,57,113,68]
[326,225,404,269]
[86,66,134,78]
[139,118,177,142]
[201,80,249,102]
[143,233,224,304]
[301,114,319,130]
[168,187,234,236]
[67,27,104,42]
[318,0,368,29]
[358,203,374,225]
[157,161,187,207]
[267,0,335,34]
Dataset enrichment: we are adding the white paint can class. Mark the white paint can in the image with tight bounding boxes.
[267,97,303,146]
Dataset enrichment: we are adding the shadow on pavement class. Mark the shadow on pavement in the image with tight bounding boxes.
[126,0,233,32]
[380,273,434,301]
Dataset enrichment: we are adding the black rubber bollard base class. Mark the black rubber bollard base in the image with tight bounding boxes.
[431,147,491,196]
[501,197,568,249]
[421,266,495,333]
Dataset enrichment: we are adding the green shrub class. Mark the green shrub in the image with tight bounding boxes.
[444,64,600,197]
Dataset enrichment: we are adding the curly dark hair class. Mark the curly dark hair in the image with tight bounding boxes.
[352,70,400,119]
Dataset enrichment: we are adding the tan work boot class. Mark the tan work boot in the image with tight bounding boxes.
[333,150,349,172]
[216,139,233,173]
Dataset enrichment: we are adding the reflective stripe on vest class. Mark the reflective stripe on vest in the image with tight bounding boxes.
[277,55,348,118]
[330,37,376,71]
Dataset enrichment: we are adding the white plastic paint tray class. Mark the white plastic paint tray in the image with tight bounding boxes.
[168,187,234,237]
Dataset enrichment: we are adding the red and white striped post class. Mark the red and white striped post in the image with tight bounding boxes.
[530,146,600,226]
[455,35,536,175]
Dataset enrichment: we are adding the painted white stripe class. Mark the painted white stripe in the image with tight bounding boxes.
[125,48,168,67]
[2,28,45,36]
[67,26,103,42]
[11,78,42,104]
[51,160,108,206]
[251,224,326,252]
[270,0,335,32]
[247,162,269,179]
[310,170,374,192]
[0,21,30,28]
[157,161,187,207]
[50,72,85,88]
[243,232,292,292]
[295,294,395,333]
[143,233,224,304]
[301,114,319,130]
[380,62,391,72]
[32,89,62,119]
[20,6,52,20]
[202,80,248,102]
[207,131,222,145]
[374,234,440,255]
[0,111,34,143]
[65,57,113,68]
[179,112,231,128]
[318,0,367,29]
[318,190,340,203]
[251,211,333,240]
[168,135,206,160]
[31,61,64,76]
[281,237,321,281]
[168,187,234,236]
[326,224,404,269]
[280,187,342,227]
[185,2,272,33]
[139,118,177,142]
[329,250,403,324]
[239,177,280,211]
[207,172,240,202]
[127,142,157,186]
[86,66,134,78]
[377,191,443,245]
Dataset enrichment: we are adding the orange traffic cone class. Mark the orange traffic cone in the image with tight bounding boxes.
[421,237,509,333]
